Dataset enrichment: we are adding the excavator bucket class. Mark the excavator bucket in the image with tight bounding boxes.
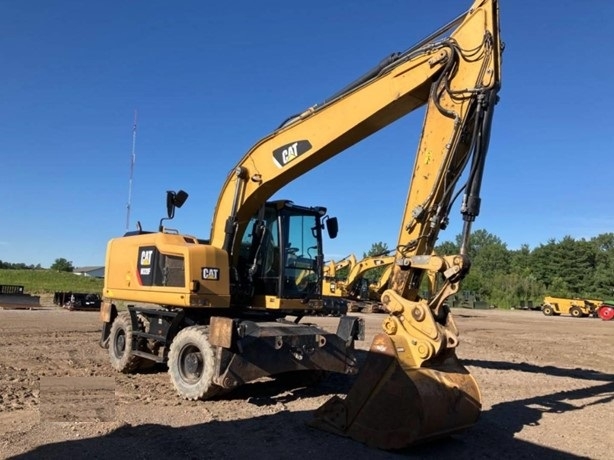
[310,333,481,450]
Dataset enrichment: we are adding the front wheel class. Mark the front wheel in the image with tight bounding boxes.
[569,306,583,318]
[168,326,222,400]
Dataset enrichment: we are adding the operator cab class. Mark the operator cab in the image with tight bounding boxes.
[238,200,337,303]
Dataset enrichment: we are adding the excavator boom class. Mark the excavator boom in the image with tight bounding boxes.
[209,0,501,271]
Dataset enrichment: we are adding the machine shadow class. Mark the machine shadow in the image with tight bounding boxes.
[6,408,592,460]
[463,359,614,382]
[9,359,610,459]
[427,359,613,459]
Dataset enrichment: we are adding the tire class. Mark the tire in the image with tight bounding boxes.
[108,312,142,373]
[542,305,553,316]
[168,326,222,400]
[569,306,583,318]
[597,306,614,321]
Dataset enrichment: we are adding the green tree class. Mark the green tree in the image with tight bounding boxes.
[590,233,614,298]
[363,242,390,258]
[434,240,459,256]
[454,229,510,299]
[50,258,74,272]
[361,242,392,285]
[510,244,532,275]
[531,236,596,297]
[0,260,41,270]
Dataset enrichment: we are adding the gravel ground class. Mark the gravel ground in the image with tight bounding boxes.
[0,306,612,460]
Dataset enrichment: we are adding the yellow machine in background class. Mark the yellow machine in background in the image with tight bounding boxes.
[100,0,502,449]
[341,254,394,298]
[320,253,399,313]
[335,254,395,312]
[321,254,357,314]
[542,296,602,318]
[321,254,357,297]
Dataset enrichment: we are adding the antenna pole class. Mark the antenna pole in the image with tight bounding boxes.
[126,109,138,230]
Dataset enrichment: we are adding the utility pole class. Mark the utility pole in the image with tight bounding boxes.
[126,110,138,230]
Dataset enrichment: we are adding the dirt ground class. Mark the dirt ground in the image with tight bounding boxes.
[0,304,612,460]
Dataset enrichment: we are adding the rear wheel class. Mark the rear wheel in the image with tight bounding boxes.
[542,305,553,316]
[108,313,142,373]
[168,326,222,400]
[569,306,583,318]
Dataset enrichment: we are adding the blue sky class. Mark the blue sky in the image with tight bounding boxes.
[1,0,613,268]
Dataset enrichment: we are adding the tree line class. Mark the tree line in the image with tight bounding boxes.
[0,261,42,270]
[361,231,614,308]
[437,230,614,307]
[0,258,74,272]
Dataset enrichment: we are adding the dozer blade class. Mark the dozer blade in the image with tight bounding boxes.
[309,333,481,450]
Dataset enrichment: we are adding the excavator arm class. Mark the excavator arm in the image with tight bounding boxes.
[209,0,501,271]
[308,0,501,448]
[323,254,357,280]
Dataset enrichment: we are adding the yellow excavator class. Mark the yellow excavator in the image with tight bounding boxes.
[321,254,357,314]
[99,0,501,449]
[322,254,357,294]
[342,254,394,297]
[319,252,397,313]
[336,253,395,312]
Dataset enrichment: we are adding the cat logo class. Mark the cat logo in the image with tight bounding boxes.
[282,142,299,164]
[272,140,312,168]
[202,267,220,281]
[140,250,153,266]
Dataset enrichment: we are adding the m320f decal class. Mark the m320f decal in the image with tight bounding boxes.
[137,246,157,285]
[272,140,312,168]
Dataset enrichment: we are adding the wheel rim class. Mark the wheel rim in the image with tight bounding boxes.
[599,306,614,321]
[114,330,126,358]
[178,344,203,384]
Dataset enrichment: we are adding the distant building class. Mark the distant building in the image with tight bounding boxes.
[73,266,105,278]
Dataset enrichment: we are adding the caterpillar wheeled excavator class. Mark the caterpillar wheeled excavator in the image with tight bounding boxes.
[321,253,391,305]
[320,254,358,314]
[334,253,395,313]
[100,0,501,450]
[342,254,394,297]
[322,253,357,296]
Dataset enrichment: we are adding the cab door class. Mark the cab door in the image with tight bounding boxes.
[280,211,321,298]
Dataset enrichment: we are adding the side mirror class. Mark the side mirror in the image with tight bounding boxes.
[325,216,338,239]
[160,189,189,231]
[166,190,189,218]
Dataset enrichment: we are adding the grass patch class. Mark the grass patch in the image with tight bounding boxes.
[0,269,103,294]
